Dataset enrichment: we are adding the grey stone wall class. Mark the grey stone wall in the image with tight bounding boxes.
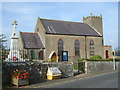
[43,62,74,77]
[2,62,73,85]
[85,61,120,73]
[2,62,48,85]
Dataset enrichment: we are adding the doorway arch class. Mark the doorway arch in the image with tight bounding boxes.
[105,50,109,58]
[49,51,58,62]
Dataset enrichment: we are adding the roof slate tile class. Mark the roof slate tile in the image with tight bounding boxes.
[40,18,101,36]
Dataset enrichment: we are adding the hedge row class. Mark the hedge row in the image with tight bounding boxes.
[79,58,120,61]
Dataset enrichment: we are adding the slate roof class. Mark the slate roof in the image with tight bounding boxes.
[20,32,45,49]
[40,18,102,37]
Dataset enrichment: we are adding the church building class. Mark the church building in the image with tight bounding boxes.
[18,13,112,62]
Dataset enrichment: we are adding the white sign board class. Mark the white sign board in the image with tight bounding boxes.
[47,67,61,76]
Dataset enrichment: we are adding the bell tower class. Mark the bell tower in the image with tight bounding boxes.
[83,13,103,36]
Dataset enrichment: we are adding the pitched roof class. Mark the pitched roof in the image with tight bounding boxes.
[20,32,45,49]
[40,18,102,37]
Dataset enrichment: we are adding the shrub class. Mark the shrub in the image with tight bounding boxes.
[90,55,102,60]
[79,57,120,62]
[78,62,85,72]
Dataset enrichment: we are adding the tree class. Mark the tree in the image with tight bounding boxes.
[0,34,8,61]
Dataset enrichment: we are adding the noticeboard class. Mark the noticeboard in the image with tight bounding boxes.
[62,51,68,61]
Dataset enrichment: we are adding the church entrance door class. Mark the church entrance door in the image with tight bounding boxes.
[105,50,109,58]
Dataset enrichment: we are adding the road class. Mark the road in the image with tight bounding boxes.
[41,71,118,88]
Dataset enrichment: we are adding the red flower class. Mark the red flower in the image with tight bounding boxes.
[24,76,27,79]
[10,69,29,80]
[15,76,18,79]
[18,73,20,76]
[24,73,27,75]
[12,75,14,77]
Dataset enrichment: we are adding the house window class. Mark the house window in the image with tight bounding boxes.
[90,40,94,56]
[30,50,35,59]
[58,39,64,61]
[38,50,44,60]
[75,40,80,56]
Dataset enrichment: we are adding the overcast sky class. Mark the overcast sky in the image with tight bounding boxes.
[1,2,118,49]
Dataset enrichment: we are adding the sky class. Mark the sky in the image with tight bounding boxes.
[1,2,118,49]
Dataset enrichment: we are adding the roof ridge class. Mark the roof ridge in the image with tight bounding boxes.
[21,32,37,34]
[38,17,85,24]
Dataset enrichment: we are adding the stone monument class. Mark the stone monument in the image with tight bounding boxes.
[4,20,25,62]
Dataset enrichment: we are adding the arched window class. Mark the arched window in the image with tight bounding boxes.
[75,40,80,56]
[90,40,94,56]
[58,39,64,61]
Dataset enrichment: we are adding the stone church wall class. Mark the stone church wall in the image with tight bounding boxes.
[45,34,86,62]
[103,45,112,58]
[34,18,46,60]
[86,36,103,58]
[45,34,103,61]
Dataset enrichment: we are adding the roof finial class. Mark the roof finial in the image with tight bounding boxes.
[90,12,92,17]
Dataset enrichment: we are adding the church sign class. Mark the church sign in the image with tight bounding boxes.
[62,51,68,61]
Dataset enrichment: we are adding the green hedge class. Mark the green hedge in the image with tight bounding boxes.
[79,57,120,61]
[90,55,102,59]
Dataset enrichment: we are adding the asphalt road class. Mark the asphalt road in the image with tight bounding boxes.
[41,71,118,88]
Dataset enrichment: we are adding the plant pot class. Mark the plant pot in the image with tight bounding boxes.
[11,77,29,87]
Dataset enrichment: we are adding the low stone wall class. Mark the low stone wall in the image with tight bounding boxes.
[85,61,120,73]
[44,62,74,77]
[2,61,73,85]
[2,62,48,85]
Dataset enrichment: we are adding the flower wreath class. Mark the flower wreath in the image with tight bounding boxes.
[12,57,18,60]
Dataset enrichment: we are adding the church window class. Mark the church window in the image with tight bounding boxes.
[58,39,64,61]
[90,40,94,56]
[75,40,80,56]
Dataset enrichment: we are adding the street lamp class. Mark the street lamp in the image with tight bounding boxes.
[112,50,116,70]
[110,40,116,70]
